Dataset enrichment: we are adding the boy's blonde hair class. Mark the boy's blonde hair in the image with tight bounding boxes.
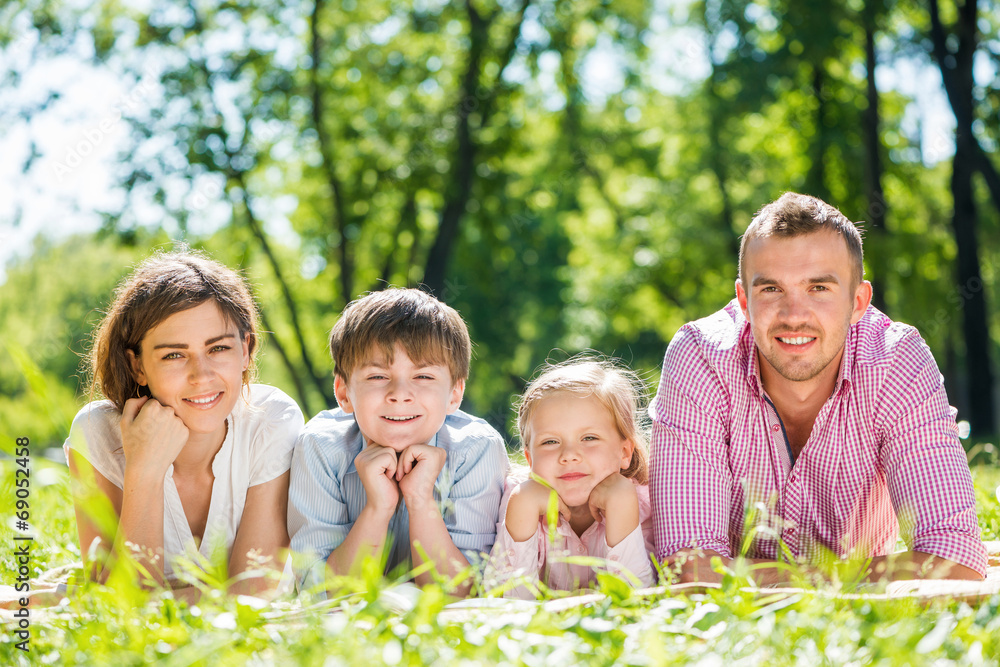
[516,356,650,484]
[330,288,471,384]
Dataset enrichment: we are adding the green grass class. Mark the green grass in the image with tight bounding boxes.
[2,458,999,666]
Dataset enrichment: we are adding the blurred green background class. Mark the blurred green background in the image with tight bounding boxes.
[2,0,999,451]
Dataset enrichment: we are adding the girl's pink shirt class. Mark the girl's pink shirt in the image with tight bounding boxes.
[484,478,655,599]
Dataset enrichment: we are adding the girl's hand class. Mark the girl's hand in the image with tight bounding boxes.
[588,472,640,548]
[504,479,568,542]
[120,396,188,479]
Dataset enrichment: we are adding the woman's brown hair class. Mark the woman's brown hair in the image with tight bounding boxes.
[89,251,260,410]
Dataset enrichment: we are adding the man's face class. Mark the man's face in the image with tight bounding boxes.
[736,229,872,390]
[334,342,465,452]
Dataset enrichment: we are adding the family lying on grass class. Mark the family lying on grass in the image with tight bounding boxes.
[61,192,988,605]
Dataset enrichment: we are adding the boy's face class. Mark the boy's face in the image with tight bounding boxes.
[334,342,465,452]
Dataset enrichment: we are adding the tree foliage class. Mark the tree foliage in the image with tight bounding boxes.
[1,0,999,442]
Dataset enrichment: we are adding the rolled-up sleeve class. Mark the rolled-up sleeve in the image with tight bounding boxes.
[248,386,304,486]
[601,524,655,587]
[650,326,735,562]
[287,431,354,590]
[878,333,988,576]
[439,432,508,563]
[484,523,543,600]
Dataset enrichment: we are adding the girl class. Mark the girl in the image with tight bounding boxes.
[64,251,303,595]
[485,358,655,598]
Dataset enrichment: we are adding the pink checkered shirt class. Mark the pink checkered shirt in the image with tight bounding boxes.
[650,300,987,576]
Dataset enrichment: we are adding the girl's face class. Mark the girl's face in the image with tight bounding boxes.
[525,392,634,508]
[128,301,249,443]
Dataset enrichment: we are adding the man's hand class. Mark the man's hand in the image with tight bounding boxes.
[120,396,188,479]
[504,478,569,542]
[587,472,639,547]
[396,444,446,511]
[354,442,400,513]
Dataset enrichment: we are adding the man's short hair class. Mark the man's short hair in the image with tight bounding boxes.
[330,288,471,384]
[739,192,865,286]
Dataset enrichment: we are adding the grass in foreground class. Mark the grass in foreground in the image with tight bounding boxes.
[1,459,998,666]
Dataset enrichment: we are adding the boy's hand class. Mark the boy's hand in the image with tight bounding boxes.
[354,442,400,513]
[120,396,188,479]
[587,472,639,547]
[504,478,569,542]
[396,444,446,510]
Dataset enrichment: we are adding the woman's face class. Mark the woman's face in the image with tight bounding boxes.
[129,301,249,441]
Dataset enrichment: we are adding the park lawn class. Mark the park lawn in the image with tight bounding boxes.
[2,458,999,666]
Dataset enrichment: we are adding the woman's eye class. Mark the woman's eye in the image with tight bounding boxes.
[211,345,232,353]
[162,352,182,360]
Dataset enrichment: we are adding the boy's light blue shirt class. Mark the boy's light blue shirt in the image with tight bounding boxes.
[287,407,509,590]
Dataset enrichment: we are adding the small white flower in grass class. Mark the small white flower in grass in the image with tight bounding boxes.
[381,639,402,665]
[322,613,347,633]
[916,614,956,653]
[236,594,267,610]
[579,617,615,633]
[36,467,64,487]
[212,611,237,630]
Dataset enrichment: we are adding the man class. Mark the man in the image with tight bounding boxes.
[650,192,987,585]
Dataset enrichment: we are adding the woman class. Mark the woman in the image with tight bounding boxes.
[65,250,302,595]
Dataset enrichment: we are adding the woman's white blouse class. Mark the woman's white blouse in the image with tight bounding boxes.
[63,384,303,578]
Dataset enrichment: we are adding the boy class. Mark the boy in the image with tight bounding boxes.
[288,288,508,595]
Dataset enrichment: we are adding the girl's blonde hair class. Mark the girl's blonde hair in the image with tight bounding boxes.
[515,356,650,484]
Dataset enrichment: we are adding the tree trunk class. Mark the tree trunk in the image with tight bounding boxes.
[807,65,830,202]
[928,0,995,435]
[311,0,353,303]
[423,0,530,298]
[862,16,888,314]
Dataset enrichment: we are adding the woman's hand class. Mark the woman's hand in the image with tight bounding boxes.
[120,396,188,479]
[588,472,639,548]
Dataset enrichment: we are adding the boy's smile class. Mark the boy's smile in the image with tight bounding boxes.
[335,342,465,452]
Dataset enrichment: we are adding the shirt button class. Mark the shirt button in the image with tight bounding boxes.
[609,555,619,562]
[578,546,586,554]
[772,424,780,432]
